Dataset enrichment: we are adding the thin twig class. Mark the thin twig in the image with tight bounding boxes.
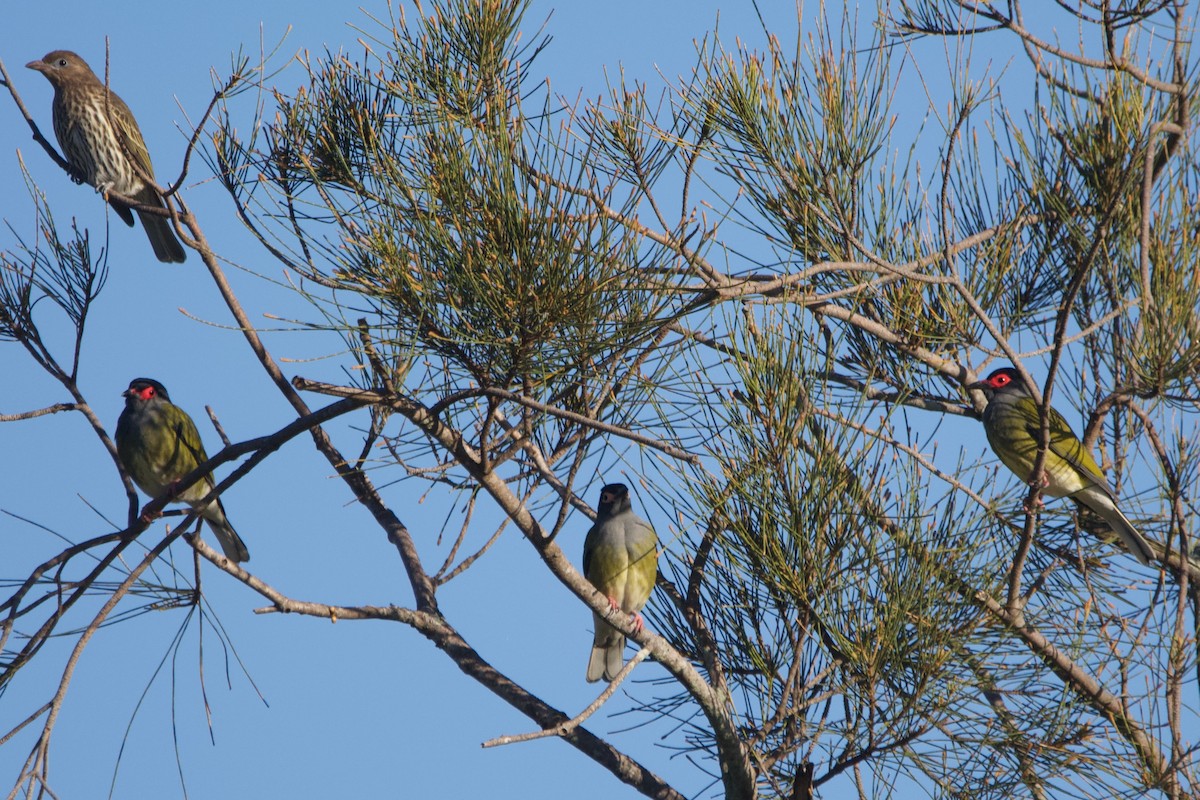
[481,648,653,748]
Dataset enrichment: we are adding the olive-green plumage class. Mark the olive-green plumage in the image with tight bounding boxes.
[582,483,658,682]
[26,50,186,263]
[116,378,249,563]
[969,367,1152,565]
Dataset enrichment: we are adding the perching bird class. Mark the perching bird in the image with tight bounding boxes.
[969,366,1153,565]
[26,50,186,263]
[116,378,249,563]
[582,483,658,682]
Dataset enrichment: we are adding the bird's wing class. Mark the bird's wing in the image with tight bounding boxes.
[169,407,216,490]
[582,519,606,583]
[108,93,157,182]
[1025,401,1113,497]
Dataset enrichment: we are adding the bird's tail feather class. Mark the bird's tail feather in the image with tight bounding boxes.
[587,617,626,682]
[586,639,625,683]
[204,515,250,563]
[111,201,135,227]
[1080,492,1154,566]
[137,209,186,263]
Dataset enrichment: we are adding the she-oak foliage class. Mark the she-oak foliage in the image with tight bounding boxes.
[3,1,1200,799]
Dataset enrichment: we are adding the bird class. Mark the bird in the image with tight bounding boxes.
[968,366,1153,565]
[582,483,659,682]
[26,50,186,263]
[115,378,249,563]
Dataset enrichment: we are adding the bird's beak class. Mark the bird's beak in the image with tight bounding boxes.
[121,389,131,398]
[966,379,987,391]
[25,60,45,72]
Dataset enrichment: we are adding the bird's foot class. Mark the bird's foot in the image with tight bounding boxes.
[96,180,114,199]
[1023,473,1049,513]
[629,611,646,634]
[137,504,163,525]
[606,595,621,612]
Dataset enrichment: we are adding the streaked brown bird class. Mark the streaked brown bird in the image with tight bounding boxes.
[26,50,186,263]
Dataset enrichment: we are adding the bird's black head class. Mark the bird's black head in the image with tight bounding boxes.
[123,378,171,406]
[968,366,1025,396]
[597,483,631,517]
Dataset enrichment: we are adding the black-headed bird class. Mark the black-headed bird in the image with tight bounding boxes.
[969,366,1152,565]
[582,483,658,682]
[116,378,249,562]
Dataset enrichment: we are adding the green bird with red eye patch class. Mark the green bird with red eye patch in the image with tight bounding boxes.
[116,378,249,563]
[969,366,1153,565]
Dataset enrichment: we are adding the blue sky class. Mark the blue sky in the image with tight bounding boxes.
[2,2,1169,799]
[0,3,786,798]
